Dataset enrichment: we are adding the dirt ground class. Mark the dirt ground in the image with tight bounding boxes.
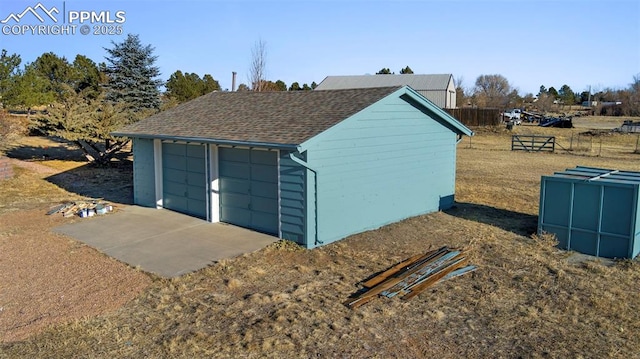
[0,138,150,343]
[1,119,640,358]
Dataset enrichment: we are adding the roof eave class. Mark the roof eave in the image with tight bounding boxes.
[111,132,300,150]
[400,86,474,137]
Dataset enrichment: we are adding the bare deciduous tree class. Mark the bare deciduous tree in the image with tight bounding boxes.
[455,75,469,107]
[474,74,512,108]
[249,39,267,92]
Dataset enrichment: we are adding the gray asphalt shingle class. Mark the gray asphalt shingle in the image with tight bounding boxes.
[113,87,401,146]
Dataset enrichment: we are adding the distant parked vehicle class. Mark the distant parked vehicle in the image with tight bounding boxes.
[501,109,522,125]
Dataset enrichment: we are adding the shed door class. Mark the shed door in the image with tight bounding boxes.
[162,143,207,219]
[219,147,278,235]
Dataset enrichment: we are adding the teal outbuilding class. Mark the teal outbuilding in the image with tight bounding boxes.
[113,86,473,248]
[538,166,640,259]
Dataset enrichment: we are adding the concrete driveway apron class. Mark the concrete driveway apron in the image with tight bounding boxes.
[54,205,279,277]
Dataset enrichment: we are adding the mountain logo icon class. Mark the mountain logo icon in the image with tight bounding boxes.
[1,2,59,24]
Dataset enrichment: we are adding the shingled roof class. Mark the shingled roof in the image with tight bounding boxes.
[113,87,401,147]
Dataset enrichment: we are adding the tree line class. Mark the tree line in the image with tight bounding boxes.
[456,74,640,116]
[1,34,638,165]
[0,35,319,164]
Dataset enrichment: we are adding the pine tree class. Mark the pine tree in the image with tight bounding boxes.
[34,58,132,165]
[0,49,21,101]
[376,68,392,75]
[166,71,220,103]
[104,34,162,111]
[4,63,54,117]
[400,66,414,74]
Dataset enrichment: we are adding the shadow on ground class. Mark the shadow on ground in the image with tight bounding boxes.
[45,162,134,204]
[5,136,133,205]
[4,141,85,161]
[445,202,538,236]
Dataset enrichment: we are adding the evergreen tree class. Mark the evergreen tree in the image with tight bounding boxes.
[274,80,287,91]
[376,68,392,74]
[202,74,221,93]
[33,53,131,165]
[104,34,162,111]
[558,84,575,105]
[311,81,318,90]
[399,66,414,74]
[165,71,220,103]
[538,85,547,96]
[32,52,73,101]
[4,63,54,116]
[0,49,21,101]
[289,82,301,91]
[166,71,200,102]
[72,55,102,98]
[37,88,131,164]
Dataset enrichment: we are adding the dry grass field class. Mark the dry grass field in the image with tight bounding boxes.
[1,116,640,358]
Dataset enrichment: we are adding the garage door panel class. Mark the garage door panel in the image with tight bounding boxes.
[219,162,250,179]
[188,199,207,217]
[219,147,279,235]
[221,207,251,227]
[164,194,188,213]
[220,147,250,162]
[219,178,250,195]
[251,182,278,199]
[165,195,207,218]
[164,154,187,170]
[162,143,207,220]
[251,164,278,183]
[187,172,206,185]
[163,143,187,156]
[187,145,206,158]
[251,197,278,214]
[220,192,250,208]
[252,212,278,233]
[251,150,277,165]
[186,185,205,200]
[163,181,186,196]
[187,158,205,172]
[164,167,185,183]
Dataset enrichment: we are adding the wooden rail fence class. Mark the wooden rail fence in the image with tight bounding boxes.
[511,135,555,152]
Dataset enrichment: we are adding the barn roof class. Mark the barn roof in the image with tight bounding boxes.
[113,85,471,148]
[315,74,453,91]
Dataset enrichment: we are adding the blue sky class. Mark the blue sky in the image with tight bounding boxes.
[1,0,638,95]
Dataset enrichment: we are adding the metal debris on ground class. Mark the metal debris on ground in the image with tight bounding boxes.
[345,246,477,309]
[46,200,114,218]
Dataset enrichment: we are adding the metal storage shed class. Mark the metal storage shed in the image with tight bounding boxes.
[315,74,457,109]
[113,86,472,248]
[538,166,640,259]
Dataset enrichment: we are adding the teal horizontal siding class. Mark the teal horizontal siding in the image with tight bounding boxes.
[279,151,306,245]
[132,138,156,207]
[303,94,458,246]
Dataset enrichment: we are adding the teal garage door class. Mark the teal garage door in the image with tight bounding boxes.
[219,148,278,235]
[162,143,207,219]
